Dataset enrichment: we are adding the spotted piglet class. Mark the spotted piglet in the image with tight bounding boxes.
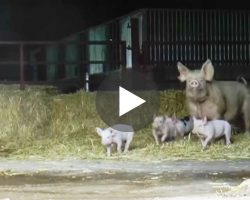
[152,115,193,145]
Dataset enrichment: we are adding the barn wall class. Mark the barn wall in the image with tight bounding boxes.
[46,45,58,80]
[143,9,250,68]
[64,34,80,78]
[87,25,108,74]
[23,9,250,90]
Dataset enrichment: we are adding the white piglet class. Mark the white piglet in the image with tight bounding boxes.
[192,116,232,149]
[152,115,176,145]
[96,124,134,157]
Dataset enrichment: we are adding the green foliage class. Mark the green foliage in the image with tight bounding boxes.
[0,85,249,161]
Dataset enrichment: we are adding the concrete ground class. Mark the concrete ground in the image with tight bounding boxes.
[0,159,249,200]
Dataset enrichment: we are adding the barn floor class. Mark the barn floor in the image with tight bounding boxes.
[0,159,249,200]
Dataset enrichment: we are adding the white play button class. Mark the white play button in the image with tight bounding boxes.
[95,70,160,131]
[119,86,146,117]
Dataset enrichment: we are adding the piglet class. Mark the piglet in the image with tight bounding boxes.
[152,115,193,145]
[96,124,134,157]
[173,116,194,138]
[152,115,176,145]
[192,116,232,149]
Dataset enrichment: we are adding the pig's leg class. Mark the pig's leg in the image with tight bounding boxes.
[152,129,160,145]
[161,132,168,143]
[200,138,206,147]
[107,145,112,157]
[124,137,133,154]
[161,127,169,142]
[202,135,213,149]
[225,136,231,145]
[116,140,122,154]
[224,130,231,145]
[243,95,250,135]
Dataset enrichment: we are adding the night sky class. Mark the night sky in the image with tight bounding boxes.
[2,0,250,41]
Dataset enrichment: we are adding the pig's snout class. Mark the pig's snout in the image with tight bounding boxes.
[102,140,112,146]
[102,137,113,146]
[190,80,199,88]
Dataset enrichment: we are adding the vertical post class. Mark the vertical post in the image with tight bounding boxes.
[79,43,84,83]
[131,18,140,69]
[85,72,89,92]
[121,41,127,70]
[20,43,25,90]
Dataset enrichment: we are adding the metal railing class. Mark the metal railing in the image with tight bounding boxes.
[143,9,250,69]
[0,41,126,90]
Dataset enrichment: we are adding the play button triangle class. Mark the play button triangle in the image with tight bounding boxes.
[119,86,146,117]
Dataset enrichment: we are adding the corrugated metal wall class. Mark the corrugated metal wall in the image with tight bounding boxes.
[24,8,250,87]
[88,25,108,74]
[143,9,250,68]
[64,34,80,78]
[46,45,58,80]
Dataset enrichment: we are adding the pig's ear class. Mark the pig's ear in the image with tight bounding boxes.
[171,113,177,122]
[192,116,198,122]
[96,127,103,136]
[202,116,208,124]
[162,115,167,121]
[192,116,196,122]
[172,117,177,124]
[177,62,189,82]
[201,59,214,81]
[110,129,116,137]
